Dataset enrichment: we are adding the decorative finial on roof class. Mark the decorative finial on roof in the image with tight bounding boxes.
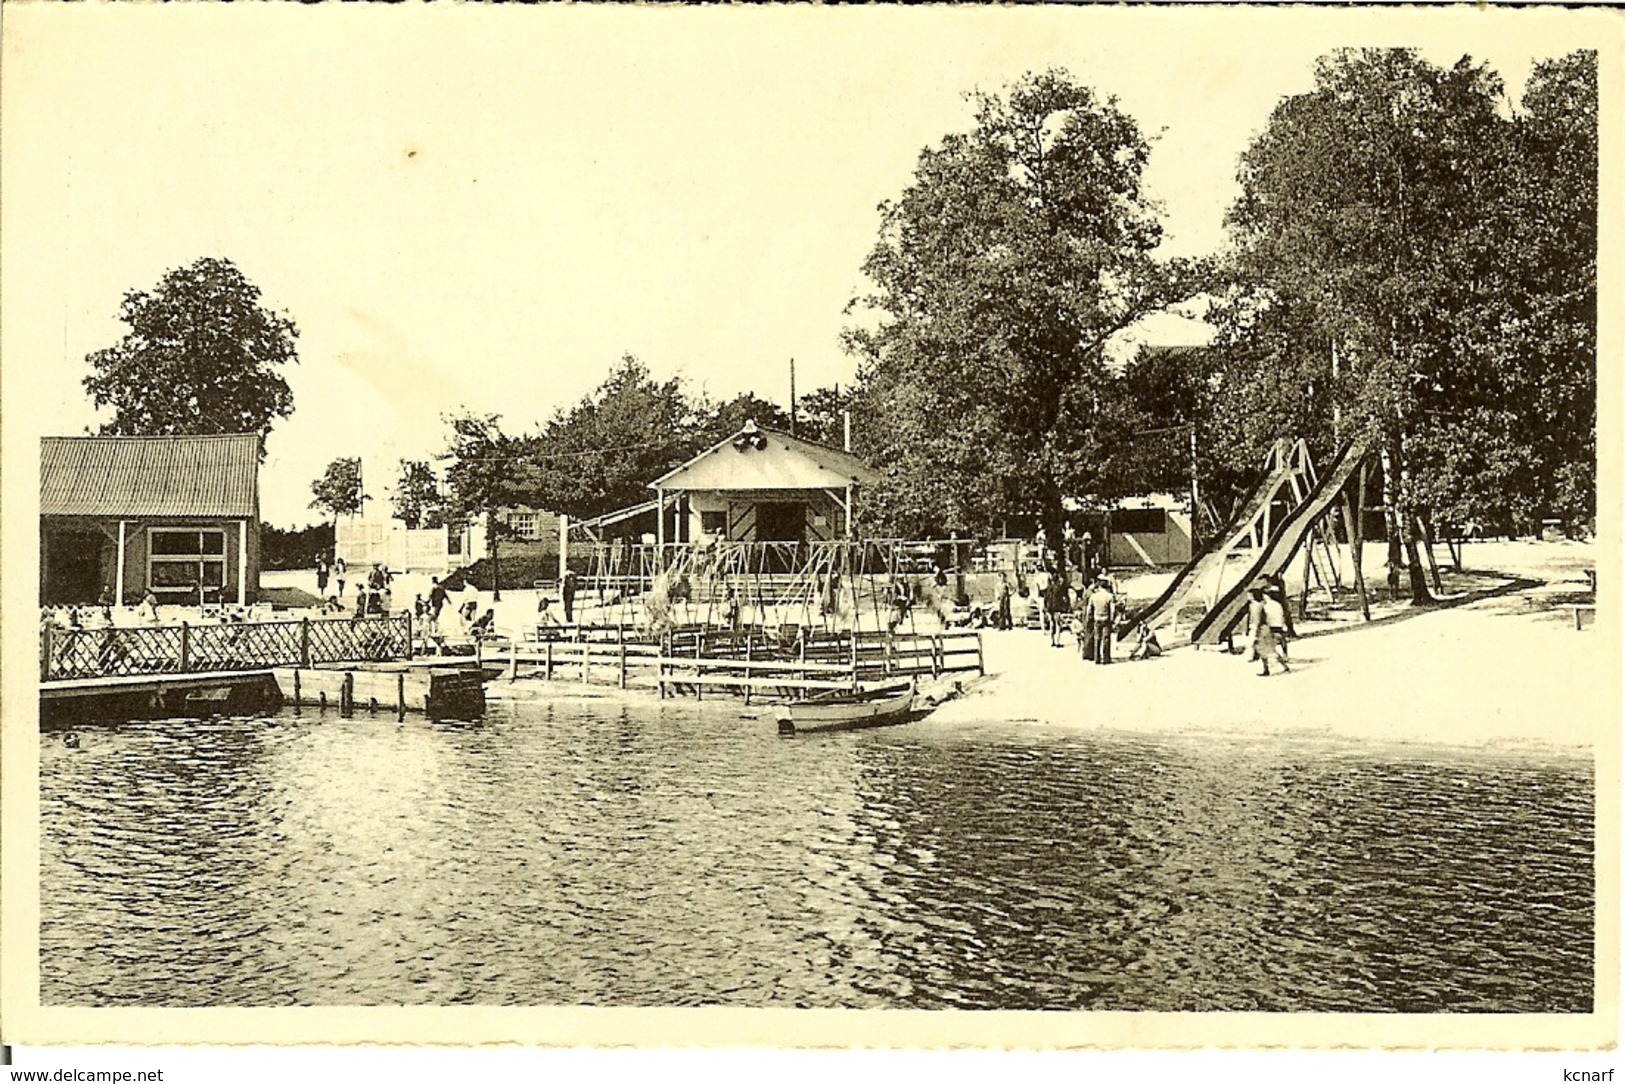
[733,419,767,451]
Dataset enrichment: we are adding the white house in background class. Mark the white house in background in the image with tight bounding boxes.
[333,449,453,573]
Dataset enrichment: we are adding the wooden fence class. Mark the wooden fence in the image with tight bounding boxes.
[41,615,413,682]
[490,623,982,700]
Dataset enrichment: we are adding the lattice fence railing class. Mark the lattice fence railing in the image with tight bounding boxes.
[41,616,412,681]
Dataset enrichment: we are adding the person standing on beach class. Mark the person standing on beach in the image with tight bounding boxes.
[1265,573,1293,659]
[428,576,449,632]
[1247,585,1290,676]
[315,554,329,597]
[1087,574,1117,664]
[1043,571,1069,646]
[995,576,1013,631]
[334,556,348,599]
[561,570,578,624]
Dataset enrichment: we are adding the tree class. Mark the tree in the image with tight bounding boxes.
[393,459,446,530]
[1219,48,1598,595]
[796,385,854,448]
[701,391,791,444]
[309,458,367,540]
[442,414,538,601]
[1221,49,1523,600]
[530,355,706,520]
[83,257,298,451]
[845,70,1191,561]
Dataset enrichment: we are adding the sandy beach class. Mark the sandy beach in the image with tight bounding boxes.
[262,539,1608,756]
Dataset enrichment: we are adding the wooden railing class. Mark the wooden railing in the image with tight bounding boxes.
[41,615,413,682]
[487,625,983,699]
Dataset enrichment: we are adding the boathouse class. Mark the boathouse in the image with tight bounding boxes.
[648,421,878,548]
[40,434,262,606]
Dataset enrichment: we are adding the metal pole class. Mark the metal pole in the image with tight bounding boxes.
[1189,423,1200,547]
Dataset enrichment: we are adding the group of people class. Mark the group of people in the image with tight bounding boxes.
[1244,575,1293,676]
[986,567,1162,665]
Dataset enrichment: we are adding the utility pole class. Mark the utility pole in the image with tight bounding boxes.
[789,357,797,437]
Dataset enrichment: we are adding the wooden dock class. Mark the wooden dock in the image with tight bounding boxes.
[482,626,984,702]
[39,660,488,727]
[271,663,487,719]
[41,669,282,729]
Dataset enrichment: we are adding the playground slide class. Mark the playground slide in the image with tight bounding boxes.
[1119,457,1303,640]
[1188,438,1370,646]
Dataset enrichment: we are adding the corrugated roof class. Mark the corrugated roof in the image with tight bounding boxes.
[650,425,878,491]
[41,434,260,518]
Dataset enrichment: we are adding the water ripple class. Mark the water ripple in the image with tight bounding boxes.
[40,707,1592,1010]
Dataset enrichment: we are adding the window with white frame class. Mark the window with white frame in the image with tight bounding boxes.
[148,527,228,597]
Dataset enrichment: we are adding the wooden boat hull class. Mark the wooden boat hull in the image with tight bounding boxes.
[775,683,918,735]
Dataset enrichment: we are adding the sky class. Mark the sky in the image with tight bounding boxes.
[1,5,1610,526]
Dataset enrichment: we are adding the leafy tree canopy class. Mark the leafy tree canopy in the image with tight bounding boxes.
[393,459,446,530]
[309,457,367,526]
[1216,47,1596,537]
[846,69,1195,547]
[529,355,707,520]
[83,257,298,452]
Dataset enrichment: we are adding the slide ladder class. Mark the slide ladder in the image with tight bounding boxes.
[1188,438,1370,646]
[1122,440,1313,642]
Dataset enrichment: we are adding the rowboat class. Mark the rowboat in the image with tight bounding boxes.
[775,680,919,736]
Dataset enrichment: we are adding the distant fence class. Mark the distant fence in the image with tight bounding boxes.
[41,616,413,682]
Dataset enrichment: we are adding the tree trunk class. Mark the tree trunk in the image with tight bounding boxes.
[1342,472,1370,622]
[1416,508,1443,594]
[1380,440,1432,606]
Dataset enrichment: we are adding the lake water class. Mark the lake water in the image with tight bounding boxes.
[39,700,1593,1010]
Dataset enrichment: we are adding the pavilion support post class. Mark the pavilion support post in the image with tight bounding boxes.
[655,487,666,571]
[238,519,248,605]
[115,520,127,604]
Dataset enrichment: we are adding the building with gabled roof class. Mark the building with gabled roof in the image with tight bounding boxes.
[648,420,878,549]
[40,433,262,605]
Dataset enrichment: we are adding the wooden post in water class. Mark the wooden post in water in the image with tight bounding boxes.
[179,622,191,672]
[545,641,554,681]
[581,642,591,684]
[618,642,628,689]
[397,672,406,720]
[293,668,303,712]
[743,632,753,705]
[341,671,355,717]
